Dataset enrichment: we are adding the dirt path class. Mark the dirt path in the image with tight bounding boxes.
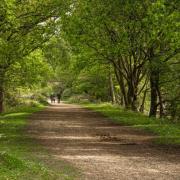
[28,103,180,180]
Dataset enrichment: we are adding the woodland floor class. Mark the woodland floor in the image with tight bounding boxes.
[27,103,180,180]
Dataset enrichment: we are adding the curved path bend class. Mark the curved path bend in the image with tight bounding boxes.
[28,103,180,180]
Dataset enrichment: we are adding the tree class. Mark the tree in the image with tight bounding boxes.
[61,0,180,116]
[61,0,150,110]
[141,0,180,117]
[0,0,70,113]
[4,50,52,107]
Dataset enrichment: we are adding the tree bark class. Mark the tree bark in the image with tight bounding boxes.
[127,82,138,111]
[113,62,140,110]
[149,71,159,117]
[0,68,5,113]
[0,83,4,113]
[139,89,148,113]
[157,86,164,118]
[113,66,128,107]
[109,67,116,104]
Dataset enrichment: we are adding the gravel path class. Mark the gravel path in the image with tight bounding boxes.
[28,103,180,180]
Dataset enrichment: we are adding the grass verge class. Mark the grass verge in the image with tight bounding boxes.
[0,105,78,180]
[81,103,180,145]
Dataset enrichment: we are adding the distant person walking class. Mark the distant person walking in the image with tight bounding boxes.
[50,94,56,103]
[57,93,61,103]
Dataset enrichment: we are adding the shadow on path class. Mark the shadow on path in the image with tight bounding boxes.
[28,103,180,180]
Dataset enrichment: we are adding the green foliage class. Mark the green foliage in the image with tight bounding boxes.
[67,95,90,104]
[0,0,71,112]
[72,64,110,101]
[2,49,52,111]
[61,0,180,116]
[5,50,52,88]
[43,37,71,70]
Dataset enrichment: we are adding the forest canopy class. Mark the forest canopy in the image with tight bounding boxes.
[0,0,179,120]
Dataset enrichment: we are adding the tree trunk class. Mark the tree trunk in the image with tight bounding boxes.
[132,92,138,111]
[113,65,139,110]
[0,84,4,113]
[0,68,4,114]
[113,67,128,107]
[127,80,138,111]
[157,86,164,118]
[127,84,133,109]
[149,71,159,117]
[139,89,148,113]
[109,67,116,104]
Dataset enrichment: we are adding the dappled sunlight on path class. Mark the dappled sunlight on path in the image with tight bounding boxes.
[28,103,180,180]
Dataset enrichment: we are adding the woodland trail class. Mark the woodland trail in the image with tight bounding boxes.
[28,103,180,180]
